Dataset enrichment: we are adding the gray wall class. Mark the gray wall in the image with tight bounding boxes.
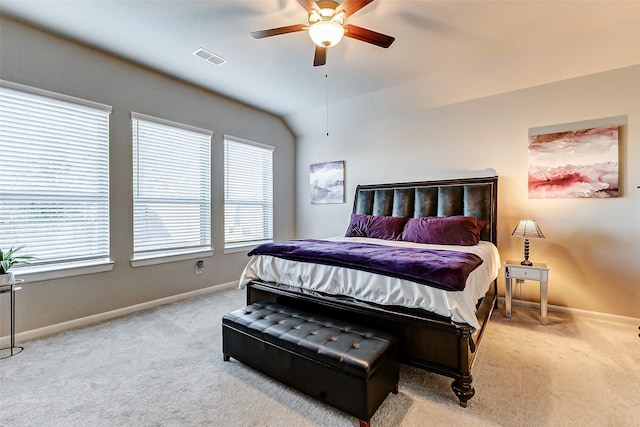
[294,65,640,319]
[0,17,296,333]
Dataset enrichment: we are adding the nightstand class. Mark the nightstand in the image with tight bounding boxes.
[504,261,550,325]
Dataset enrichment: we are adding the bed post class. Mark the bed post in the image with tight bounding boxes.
[452,327,475,407]
[451,376,475,408]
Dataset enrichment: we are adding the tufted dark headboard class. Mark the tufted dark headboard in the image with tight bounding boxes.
[352,176,498,244]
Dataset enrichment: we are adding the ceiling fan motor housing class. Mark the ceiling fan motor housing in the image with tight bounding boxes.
[314,1,342,18]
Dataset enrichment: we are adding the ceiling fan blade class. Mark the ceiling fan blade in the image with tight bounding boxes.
[336,0,374,18]
[297,0,320,13]
[343,24,395,48]
[251,24,306,39]
[313,46,327,67]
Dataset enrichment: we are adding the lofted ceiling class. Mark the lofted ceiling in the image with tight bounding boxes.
[1,1,640,135]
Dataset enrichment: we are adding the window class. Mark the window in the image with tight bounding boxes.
[224,135,274,250]
[131,112,212,265]
[0,80,112,279]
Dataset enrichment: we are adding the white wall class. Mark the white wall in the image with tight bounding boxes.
[295,65,640,319]
[0,17,296,333]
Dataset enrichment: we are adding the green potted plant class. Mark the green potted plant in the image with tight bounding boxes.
[0,245,34,285]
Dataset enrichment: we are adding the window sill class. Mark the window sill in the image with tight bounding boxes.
[12,259,115,283]
[223,240,271,255]
[130,248,214,267]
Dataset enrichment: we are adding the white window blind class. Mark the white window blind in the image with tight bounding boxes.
[224,136,273,249]
[132,112,212,259]
[0,80,111,269]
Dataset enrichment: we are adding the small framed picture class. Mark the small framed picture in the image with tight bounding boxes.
[310,160,345,204]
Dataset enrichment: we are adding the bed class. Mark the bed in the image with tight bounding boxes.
[240,176,499,407]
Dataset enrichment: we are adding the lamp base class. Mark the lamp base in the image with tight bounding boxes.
[521,238,533,266]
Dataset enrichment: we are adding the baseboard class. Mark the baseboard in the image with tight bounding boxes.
[1,281,238,346]
[497,297,640,325]
[5,289,636,347]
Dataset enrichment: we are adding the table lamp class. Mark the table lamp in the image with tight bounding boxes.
[511,219,545,266]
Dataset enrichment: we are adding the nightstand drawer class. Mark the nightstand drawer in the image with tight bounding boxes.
[507,266,542,281]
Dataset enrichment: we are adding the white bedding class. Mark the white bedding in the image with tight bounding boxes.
[239,236,501,331]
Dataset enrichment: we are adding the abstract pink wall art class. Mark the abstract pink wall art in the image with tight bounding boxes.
[528,125,619,198]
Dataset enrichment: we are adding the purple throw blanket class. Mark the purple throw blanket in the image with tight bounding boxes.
[248,239,483,292]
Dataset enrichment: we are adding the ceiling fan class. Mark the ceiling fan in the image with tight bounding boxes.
[251,0,395,66]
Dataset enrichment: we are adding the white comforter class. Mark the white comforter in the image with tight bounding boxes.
[239,236,501,330]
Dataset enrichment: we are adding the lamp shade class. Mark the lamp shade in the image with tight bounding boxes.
[308,20,345,47]
[511,220,545,239]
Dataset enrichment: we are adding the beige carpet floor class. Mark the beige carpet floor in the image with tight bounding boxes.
[1,287,638,426]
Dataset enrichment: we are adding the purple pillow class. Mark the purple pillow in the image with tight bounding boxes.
[401,216,482,246]
[345,213,408,240]
[344,213,369,237]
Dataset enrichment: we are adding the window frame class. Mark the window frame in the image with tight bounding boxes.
[223,135,274,253]
[130,112,213,267]
[0,80,113,282]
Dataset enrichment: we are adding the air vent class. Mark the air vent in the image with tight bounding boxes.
[192,47,227,66]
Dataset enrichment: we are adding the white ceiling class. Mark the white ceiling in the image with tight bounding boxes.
[2,1,640,134]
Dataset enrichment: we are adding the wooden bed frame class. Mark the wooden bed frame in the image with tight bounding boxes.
[246,176,498,407]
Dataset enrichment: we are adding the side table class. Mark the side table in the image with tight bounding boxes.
[504,261,550,325]
[0,280,24,358]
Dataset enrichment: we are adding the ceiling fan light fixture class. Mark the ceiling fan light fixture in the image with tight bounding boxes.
[308,20,344,48]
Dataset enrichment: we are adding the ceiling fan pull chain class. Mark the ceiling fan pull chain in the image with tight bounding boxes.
[325,61,329,136]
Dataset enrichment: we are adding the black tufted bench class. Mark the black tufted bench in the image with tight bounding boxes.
[222,301,399,427]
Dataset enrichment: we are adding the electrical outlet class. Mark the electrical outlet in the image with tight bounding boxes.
[196,260,204,274]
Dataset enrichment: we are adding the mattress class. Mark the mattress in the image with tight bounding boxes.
[239,236,501,330]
